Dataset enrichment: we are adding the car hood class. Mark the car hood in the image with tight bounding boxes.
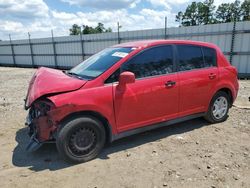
[25,67,87,108]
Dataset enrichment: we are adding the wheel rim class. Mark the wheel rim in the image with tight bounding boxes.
[212,96,228,120]
[68,127,97,156]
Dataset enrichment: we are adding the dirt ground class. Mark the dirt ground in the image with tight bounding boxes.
[0,67,249,188]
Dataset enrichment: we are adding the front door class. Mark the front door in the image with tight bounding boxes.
[113,45,179,132]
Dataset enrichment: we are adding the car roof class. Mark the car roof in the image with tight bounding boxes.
[113,40,218,50]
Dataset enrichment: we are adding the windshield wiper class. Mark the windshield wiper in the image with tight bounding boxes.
[63,70,95,80]
[65,71,84,79]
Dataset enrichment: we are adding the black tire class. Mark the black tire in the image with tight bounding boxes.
[204,91,230,123]
[56,116,106,163]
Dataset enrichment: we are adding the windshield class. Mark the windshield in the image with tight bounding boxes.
[68,47,134,80]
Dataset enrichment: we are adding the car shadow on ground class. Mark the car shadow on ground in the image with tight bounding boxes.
[12,117,210,172]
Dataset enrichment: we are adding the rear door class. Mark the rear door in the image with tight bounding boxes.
[112,45,179,132]
[176,45,218,117]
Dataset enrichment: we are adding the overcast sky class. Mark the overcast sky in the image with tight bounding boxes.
[0,0,235,40]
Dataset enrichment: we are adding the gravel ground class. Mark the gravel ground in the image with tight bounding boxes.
[0,67,249,188]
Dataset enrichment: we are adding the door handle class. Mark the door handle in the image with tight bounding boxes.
[209,73,216,79]
[165,80,176,87]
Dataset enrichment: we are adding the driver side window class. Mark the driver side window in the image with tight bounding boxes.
[105,69,120,84]
[105,45,174,83]
[121,45,174,79]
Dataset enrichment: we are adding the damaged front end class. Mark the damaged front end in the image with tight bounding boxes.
[25,99,57,152]
[23,67,88,152]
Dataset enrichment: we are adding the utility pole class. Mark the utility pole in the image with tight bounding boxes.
[28,32,34,67]
[165,16,167,39]
[9,34,16,66]
[117,22,121,44]
[51,30,58,68]
[80,26,84,61]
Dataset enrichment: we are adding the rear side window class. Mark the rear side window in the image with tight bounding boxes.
[121,45,174,79]
[177,45,204,71]
[202,47,217,67]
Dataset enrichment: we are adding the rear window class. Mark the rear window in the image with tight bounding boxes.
[177,45,204,71]
[202,47,217,67]
[177,45,217,71]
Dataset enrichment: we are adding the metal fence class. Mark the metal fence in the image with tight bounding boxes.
[0,21,250,78]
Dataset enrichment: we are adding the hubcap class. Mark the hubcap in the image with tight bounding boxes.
[68,127,97,156]
[212,96,228,119]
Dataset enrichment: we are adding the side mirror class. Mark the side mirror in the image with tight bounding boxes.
[118,71,135,86]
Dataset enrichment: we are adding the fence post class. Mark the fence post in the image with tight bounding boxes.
[28,32,34,67]
[51,30,58,68]
[80,28,85,61]
[164,16,167,39]
[9,34,16,66]
[117,22,121,44]
[229,17,237,64]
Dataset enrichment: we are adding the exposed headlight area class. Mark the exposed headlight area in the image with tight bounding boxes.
[26,99,55,142]
[29,99,55,119]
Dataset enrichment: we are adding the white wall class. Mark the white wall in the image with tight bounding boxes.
[0,21,249,76]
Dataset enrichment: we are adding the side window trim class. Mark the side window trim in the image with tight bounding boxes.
[201,46,206,68]
[173,45,179,72]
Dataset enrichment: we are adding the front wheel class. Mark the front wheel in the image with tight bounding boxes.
[204,91,230,123]
[56,116,106,163]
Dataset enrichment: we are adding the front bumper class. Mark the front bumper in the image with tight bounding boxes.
[25,114,43,152]
[25,112,56,152]
[26,133,43,152]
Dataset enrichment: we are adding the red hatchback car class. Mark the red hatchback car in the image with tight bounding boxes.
[25,40,239,163]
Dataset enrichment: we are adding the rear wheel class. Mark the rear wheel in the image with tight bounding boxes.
[56,116,106,163]
[204,91,230,123]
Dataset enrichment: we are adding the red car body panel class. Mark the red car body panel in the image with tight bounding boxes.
[48,84,116,134]
[25,67,87,108]
[25,40,239,144]
[113,73,179,132]
[177,67,219,117]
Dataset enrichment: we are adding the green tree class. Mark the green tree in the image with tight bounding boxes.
[176,11,184,26]
[216,0,242,22]
[82,25,96,34]
[95,23,105,33]
[216,3,233,23]
[70,23,112,35]
[176,1,215,26]
[176,0,249,26]
[232,0,242,21]
[69,24,81,35]
[105,27,112,32]
[201,0,216,24]
[241,0,250,21]
[182,2,201,26]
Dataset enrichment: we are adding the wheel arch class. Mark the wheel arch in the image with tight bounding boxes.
[58,110,113,143]
[217,88,233,106]
[211,87,233,107]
